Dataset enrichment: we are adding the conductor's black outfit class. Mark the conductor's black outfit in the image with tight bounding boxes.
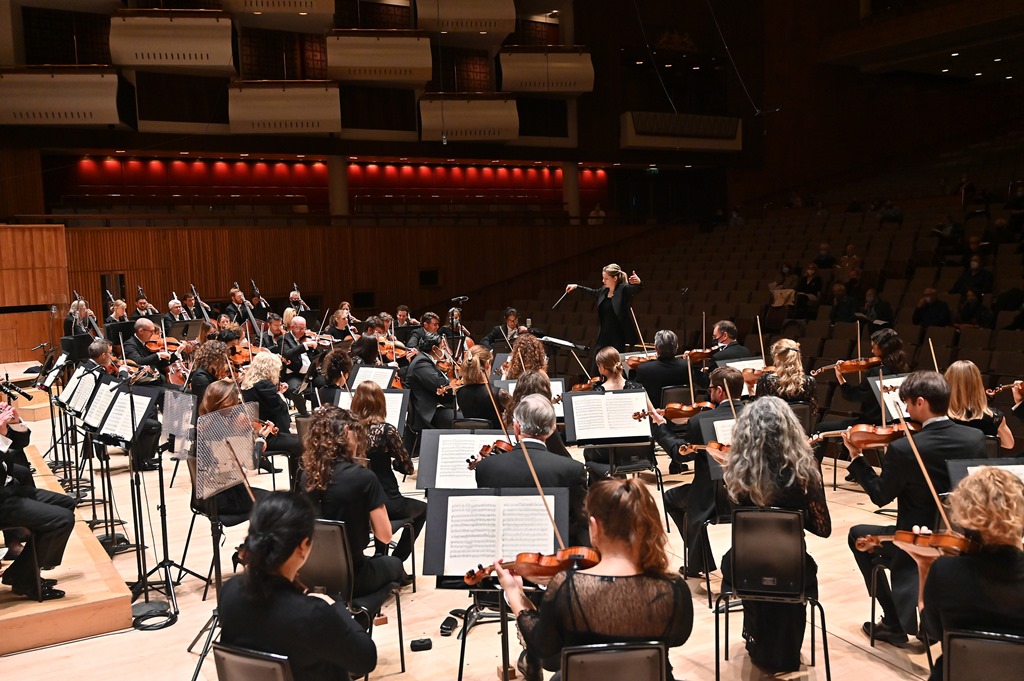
[574,282,643,352]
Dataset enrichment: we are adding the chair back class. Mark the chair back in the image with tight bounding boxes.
[660,385,691,409]
[982,435,1000,460]
[212,643,294,681]
[186,455,211,517]
[608,441,657,475]
[944,629,1024,681]
[296,519,355,603]
[730,507,806,602]
[452,417,493,430]
[787,401,816,436]
[294,416,312,444]
[561,641,666,681]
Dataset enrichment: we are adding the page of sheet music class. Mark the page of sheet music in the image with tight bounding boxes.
[100,393,153,442]
[44,353,69,389]
[570,394,609,440]
[433,434,496,488]
[352,366,394,390]
[879,375,910,420]
[712,419,736,445]
[69,371,98,415]
[335,391,353,409]
[499,495,555,559]
[967,464,1024,484]
[57,366,87,406]
[84,381,119,429]
[443,496,499,575]
[604,392,651,437]
[383,392,405,429]
[724,358,765,396]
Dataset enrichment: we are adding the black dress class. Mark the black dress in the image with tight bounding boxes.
[365,422,425,562]
[754,373,817,413]
[456,383,507,428]
[950,409,1004,438]
[720,477,831,673]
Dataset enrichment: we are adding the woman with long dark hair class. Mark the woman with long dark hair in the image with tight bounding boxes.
[220,492,377,681]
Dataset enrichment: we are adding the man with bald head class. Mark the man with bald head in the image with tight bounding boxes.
[281,315,320,417]
[122,318,172,377]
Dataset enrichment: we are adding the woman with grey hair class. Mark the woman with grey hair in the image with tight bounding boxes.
[720,396,831,674]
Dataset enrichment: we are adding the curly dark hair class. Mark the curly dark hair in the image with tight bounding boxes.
[505,333,546,380]
[300,406,366,493]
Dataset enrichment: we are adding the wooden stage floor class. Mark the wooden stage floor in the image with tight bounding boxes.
[2,425,936,681]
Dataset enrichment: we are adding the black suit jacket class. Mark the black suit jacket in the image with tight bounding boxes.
[575,282,643,346]
[280,333,312,379]
[130,308,157,320]
[474,439,589,547]
[122,334,168,370]
[481,324,518,350]
[634,357,690,407]
[690,342,753,388]
[848,419,986,531]
[922,547,1024,681]
[241,379,292,432]
[162,311,191,328]
[406,327,428,351]
[225,302,248,325]
[405,353,450,432]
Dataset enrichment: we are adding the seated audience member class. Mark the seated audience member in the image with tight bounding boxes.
[855,288,893,329]
[220,492,377,681]
[829,283,858,323]
[955,289,994,328]
[495,478,693,681]
[951,255,994,297]
[922,466,1024,681]
[912,288,952,327]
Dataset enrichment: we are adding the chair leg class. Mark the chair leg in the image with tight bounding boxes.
[812,599,831,681]
[714,592,731,681]
[169,458,180,488]
[176,511,198,584]
[406,523,417,594]
[810,599,816,666]
[869,563,884,647]
[655,468,670,533]
[458,604,476,681]
[921,624,934,670]
[395,589,406,673]
[703,520,714,609]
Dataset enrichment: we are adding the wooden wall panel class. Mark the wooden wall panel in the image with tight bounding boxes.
[63,221,655,322]
[0,312,63,363]
[0,224,69,307]
[0,150,46,218]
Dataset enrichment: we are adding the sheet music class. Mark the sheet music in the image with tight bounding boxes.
[434,433,496,488]
[569,391,650,441]
[722,358,765,396]
[967,464,1024,484]
[505,379,565,418]
[100,392,153,443]
[352,366,394,391]
[57,366,87,406]
[299,354,311,374]
[335,391,353,409]
[44,353,69,389]
[442,495,556,575]
[879,375,910,420]
[69,371,98,415]
[712,419,737,445]
[84,380,119,429]
[333,390,405,430]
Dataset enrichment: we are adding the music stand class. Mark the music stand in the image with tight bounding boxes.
[168,320,203,341]
[416,429,505,490]
[867,373,912,423]
[105,321,136,346]
[60,334,92,365]
[350,365,398,391]
[334,388,409,433]
[394,326,414,345]
[561,389,651,445]
[494,378,566,418]
[947,457,1024,488]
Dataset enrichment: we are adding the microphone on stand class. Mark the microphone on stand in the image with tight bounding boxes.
[451,295,469,303]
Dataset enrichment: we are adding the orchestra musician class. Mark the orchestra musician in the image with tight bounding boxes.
[350,381,424,565]
[326,308,357,342]
[122,318,171,380]
[494,477,692,681]
[719,397,831,673]
[406,312,440,354]
[378,312,394,337]
[629,329,690,407]
[131,294,158,319]
[581,347,645,477]
[455,345,511,428]
[287,289,309,314]
[259,313,286,353]
[163,298,191,325]
[503,333,547,380]
[106,298,129,325]
[944,360,1014,450]
[403,332,455,446]
[64,300,93,336]
[225,287,252,325]
[843,371,986,644]
[480,307,527,350]
[395,304,418,327]
[501,370,573,458]
[441,307,472,354]
[219,493,377,681]
[299,406,410,596]
[682,320,754,390]
[564,264,643,353]
[181,292,207,321]
[475,395,589,548]
[196,320,218,346]
[315,349,352,408]
[648,366,745,577]
[754,338,816,409]
[83,338,129,380]
[280,315,320,418]
[188,340,231,404]
[922,466,1024,681]
[240,352,304,480]
[217,313,231,331]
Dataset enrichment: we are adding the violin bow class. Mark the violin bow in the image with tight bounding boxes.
[928,338,939,373]
[517,435,566,552]
[893,407,953,531]
[629,308,652,359]
[879,368,887,428]
[722,379,739,422]
[570,349,592,382]
[485,374,514,446]
[857,320,863,381]
[756,315,765,365]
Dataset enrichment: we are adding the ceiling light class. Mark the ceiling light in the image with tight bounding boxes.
[951,52,959,57]
[115,150,125,154]
[349,156,358,160]
[253,11,262,15]
[298,12,308,16]
[664,64,672,68]
[635,60,643,65]
[296,154,305,158]
[975,72,983,76]
[693,66,700,70]
[941,69,949,73]
[179,151,189,155]
[240,153,249,157]
[612,163,620,166]
[685,165,692,168]
[1007,76,1013,80]
[479,31,487,35]
[994,58,1002,62]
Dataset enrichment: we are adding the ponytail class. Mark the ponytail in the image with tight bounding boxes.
[585,478,670,575]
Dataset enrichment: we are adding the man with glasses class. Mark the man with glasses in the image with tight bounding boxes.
[686,320,753,389]
[843,370,986,646]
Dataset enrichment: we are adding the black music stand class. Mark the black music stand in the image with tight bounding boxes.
[168,320,203,341]
[335,388,409,434]
[60,335,91,365]
[416,429,505,490]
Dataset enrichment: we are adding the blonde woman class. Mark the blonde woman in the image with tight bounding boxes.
[240,351,303,482]
[565,263,643,352]
[755,338,816,411]
[945,360,1014,450]
[457,345,511,427]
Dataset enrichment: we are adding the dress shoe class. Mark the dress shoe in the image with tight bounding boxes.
[134,459,160,472]
[845,471,857,482]
[668,461,690,474]
[10,584,66,601]
[516,650,543,681]
[862,620,909,645]
[259,457,282,474]
[41,578,57,588]
[679,565,705,579]
[398,573,415,588]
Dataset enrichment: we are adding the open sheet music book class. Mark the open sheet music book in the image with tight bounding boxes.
[869,373,911,422]
[563,389,651,444]
[416,430,506,490]
[443,494,556,575]
[56,366,89,408]
[350,365,397,391]
[84,378,119,430]
[334,388,408,432]
[68,369,100,415]
[496,378,565,418]
[98,389,153,444]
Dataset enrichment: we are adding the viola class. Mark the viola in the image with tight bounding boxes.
[742,366,775,384]
[632,402,713,421]
[810,356,882,376]
[987,380,1022,397]
[809,421,921,449]
[467,439,514,470]
[167,360,188,386]
[378,338,408,361]
[625,355,656,370]
[229,345,252,367]
[463,546,601,585]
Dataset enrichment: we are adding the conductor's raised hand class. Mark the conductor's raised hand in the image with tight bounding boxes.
[565,284,578,294]
[628,271,642,285]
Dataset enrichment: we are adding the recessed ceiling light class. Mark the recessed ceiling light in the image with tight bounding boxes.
[179,151,189,155]
[664,64,672,68]
[441,31,448,34]
[941,69,949,73]
[685,165,692,168]
[400,157,408,161]
[240,153,249,157]
[447,159,455,162]
[298,12,307,16]
[1007,76,1013,80]
[649,163,656,167]
[349,156,358,160]
[951,52,959,57]
[975,72,983,76]
[635,60,643,65]
[296,154,305,158]
[479,31,487,35]
[693,66,700,70]
[253,11,262,15]
[492,160,500,163]
[115,150,125,153]
[612,163,620,166]
[994,58,1002,62]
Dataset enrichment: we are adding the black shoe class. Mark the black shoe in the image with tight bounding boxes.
[10,584,66,601]
[516,651,543,681]
[135,460,160,471]
[862,620,909,645]
[259,457,282,474]
[668,461,690,474]
[845,471,857,482]
[398,573,414,588]
[679,565,705,579]
[41,578,57,588]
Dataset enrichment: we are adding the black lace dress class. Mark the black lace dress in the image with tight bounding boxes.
[720,477,832,673]
[517,570,694,679]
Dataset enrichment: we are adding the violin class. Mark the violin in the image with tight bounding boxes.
[145,336,185,353]
[682,348,716,362]
[378,337,408,361]
[253,419,280,436]
[625,355,656,370]
[810,356,882,376]
[463,546,600,585]
[742,366,775,385]
[437,377,464,395]
[303,331,335,348]
[632,402,713,421]
[809,421,921,449]
[467,439,515,470]
[987,380,1022,397]
[571,376,601,392]
[674,441,730,465]
[229,344,252,367]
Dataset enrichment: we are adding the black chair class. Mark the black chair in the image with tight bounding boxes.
[788,401,817,437]
[212,642,294,681]
[982,435,1000,459]
[588,442,670,532]
[561,641,666,681]
[686,460,735,609]
[452,418,493,430]
[297,519,405,679]
[714,507,830,681]
[943,629,1024,680]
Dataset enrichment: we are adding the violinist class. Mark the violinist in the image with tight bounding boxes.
[504,333,547,380]
[64,300,93,336]
[403,332,454,446]
[325,308,357,342]
[922,467,1024,681]
[315,349,352,407]
[581,347,644,478]
[648,366,745,577]
[105,299,129,325]
[83,339,129,380]
[280,315,319,418]
[240,352,304,481]
[258,313,285,354]
[494,478,692,681]
[224,287,252,325]
[378,312,394,337]
[844,370,986,645]
[945,360,1014,449]
[685,320,752,389]
[501,370,573,458]
[454,346,511,428]
[480,307,527,350]
[629,330,689,408]
[131,294,159,320]
[122,318,171,382]
[754,338,815,410]
[188,340,231,403]
[196,320,218,346]
[441,307,472,354]
[395,304,417,327]
[217,313,232,331]
[405,312,440,354]
[475,395,588,547]
[350,335,381,367]
[163,298,191,326]
[564,263,643,353]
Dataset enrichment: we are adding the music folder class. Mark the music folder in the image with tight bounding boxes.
[562,389,651,445]
[334,388,409,433]
[947,457,1024,488]
[416,429,505,490]
[349,365,398,391]
[868,373,912,422]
